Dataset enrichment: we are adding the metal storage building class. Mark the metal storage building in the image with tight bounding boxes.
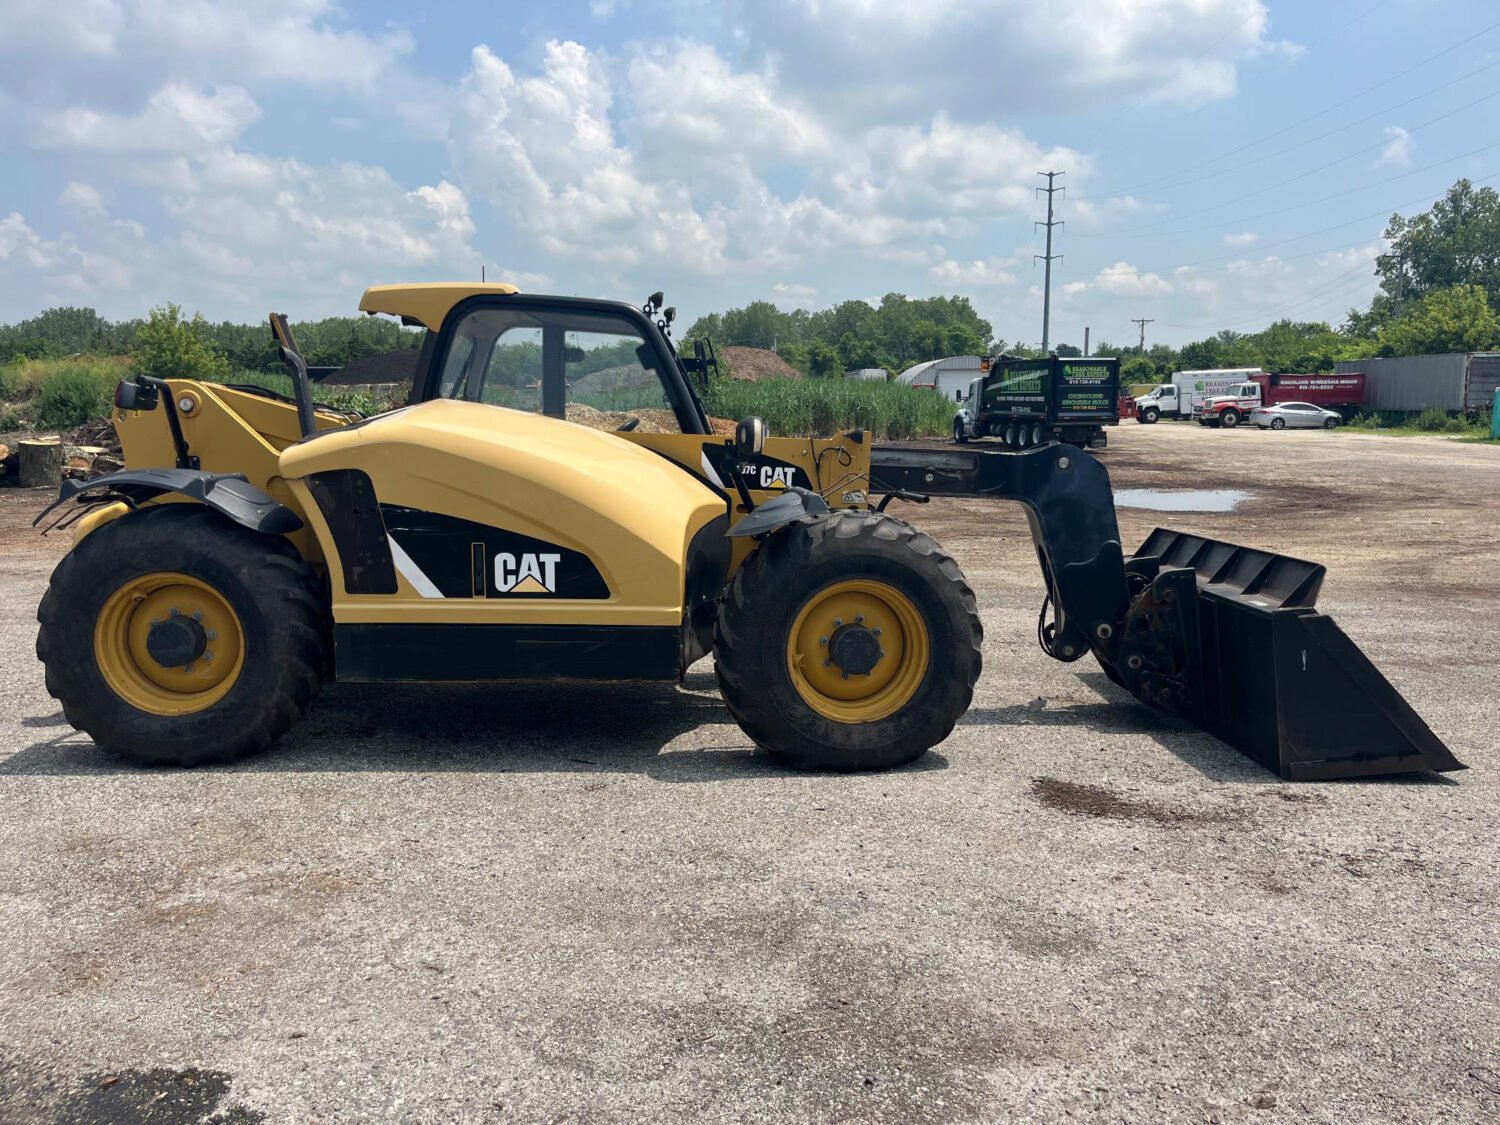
[896,355,983,403]
[1334,353,1500,412]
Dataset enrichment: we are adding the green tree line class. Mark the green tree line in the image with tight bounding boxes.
[1,305,420,371]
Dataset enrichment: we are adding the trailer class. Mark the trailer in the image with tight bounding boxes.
[1334,353,1500,414]
[1132,369,1264,423]
[954,356,1120,449]
[1193,372,1367,427]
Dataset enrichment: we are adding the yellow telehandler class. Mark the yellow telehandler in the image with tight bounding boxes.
[33,283,1463,780]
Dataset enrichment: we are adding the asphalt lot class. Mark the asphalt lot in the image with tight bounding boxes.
[1,421,1496,1123]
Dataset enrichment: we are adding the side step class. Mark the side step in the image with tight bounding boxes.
[1117,528,1465,780]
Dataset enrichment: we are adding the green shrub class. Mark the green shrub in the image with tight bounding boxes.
[37,367,117,427]
[133,304,230,381]
[1413,407,1470,433]
[0,406,25,431]
[1347,411,1383,430]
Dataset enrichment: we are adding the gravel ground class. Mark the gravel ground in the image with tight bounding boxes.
[0,421,1496,1124]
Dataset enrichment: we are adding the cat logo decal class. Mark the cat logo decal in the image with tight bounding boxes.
[495,552,562,595]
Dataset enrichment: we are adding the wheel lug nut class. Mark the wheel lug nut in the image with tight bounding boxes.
[823,659,831,667]
[819,636,829,646]
[873,628,882,637]
[832,618,843,627]
[169,607,180,617]
[205,629,217,640]
[191,611,203,622]
[841,673,849,680]
[203,651,214,663]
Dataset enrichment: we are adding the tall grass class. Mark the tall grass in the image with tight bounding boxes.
[706,377,954,440]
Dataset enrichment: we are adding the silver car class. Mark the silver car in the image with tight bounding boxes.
[1251,402,1342,430]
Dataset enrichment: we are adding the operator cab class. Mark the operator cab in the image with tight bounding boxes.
[363,285,712,436]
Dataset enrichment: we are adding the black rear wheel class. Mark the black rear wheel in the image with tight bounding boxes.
[1270,417,1286,430]
[715,511,982,771]
[37,505,327,767]
[1324,416,1340,429]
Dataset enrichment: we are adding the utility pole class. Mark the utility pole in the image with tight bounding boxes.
[1035,171,1064,354]
[1132,317,1154,354]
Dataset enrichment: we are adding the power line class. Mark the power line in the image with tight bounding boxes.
[1074,57,1500,203]
[1078,14,1500,201]
[1073,142,1500,239]
[1101,0,1397,152]
[1087,90,1500,236]
[1076,5,1269,160]
[1157,256,1380,331]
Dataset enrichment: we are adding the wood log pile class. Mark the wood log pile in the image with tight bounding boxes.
[0,421,123,487]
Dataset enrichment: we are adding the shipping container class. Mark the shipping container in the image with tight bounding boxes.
[1334,353,1500,413]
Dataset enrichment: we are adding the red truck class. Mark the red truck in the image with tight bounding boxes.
[1193,372,1367,428]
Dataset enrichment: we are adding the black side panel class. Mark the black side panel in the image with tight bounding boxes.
[381,505,609,599]
[683,513,731,664]
[702,445,813,493]
[305,470,398,594]
[335,623,682,682]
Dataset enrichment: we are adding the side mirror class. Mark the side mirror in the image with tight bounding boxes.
[735,416,766,459]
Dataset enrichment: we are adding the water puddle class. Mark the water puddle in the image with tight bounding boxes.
[1114,488,1252,512]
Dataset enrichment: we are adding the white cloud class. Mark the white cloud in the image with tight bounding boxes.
[40,84,261,153]
[727,0,1278,121]
[771,282,819,309]
[1096,261,1173,295]
[58,183,107,215]
[626,41,829,164]
[929,258,1018,287]
[1222,232,1258,246]
[1376,125,1413,169]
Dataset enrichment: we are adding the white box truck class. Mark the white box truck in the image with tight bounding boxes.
[1133,368,1267,423]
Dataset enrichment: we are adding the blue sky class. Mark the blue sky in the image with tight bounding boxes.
[2,0,1496,349]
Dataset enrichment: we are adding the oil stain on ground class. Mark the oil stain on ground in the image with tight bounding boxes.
[52,1067,264,1125]
[1030,777,1232,826]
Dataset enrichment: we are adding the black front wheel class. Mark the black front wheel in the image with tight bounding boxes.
[1221,409,1242,428]
[37,505,327,767]
[1139,408,1159,424]
[715,511,982,772]
[953,420,968,443]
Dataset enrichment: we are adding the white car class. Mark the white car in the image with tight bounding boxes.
[1251,402,1342,430]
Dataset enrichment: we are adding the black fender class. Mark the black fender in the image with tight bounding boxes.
[726,487,830,538]
[33,469,303,535]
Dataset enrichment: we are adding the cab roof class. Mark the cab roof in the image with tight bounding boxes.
[359,282,520,331]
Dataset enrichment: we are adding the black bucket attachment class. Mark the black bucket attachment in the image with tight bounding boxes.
[1114,528,1465,781]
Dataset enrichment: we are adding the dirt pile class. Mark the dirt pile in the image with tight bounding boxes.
[720,347,802,381]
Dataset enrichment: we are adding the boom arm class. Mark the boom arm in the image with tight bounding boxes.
[868,442,1464,781]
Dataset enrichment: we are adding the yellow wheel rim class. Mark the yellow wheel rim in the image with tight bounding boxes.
[94,572,245,716]
[785,579,930,723]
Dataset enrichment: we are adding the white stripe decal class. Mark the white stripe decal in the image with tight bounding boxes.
[700,449,725,489]
[387,535,445,599]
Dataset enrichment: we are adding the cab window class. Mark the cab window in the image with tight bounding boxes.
[435,306,683,433]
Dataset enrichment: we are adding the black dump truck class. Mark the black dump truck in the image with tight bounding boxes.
[953,355,1121,449]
